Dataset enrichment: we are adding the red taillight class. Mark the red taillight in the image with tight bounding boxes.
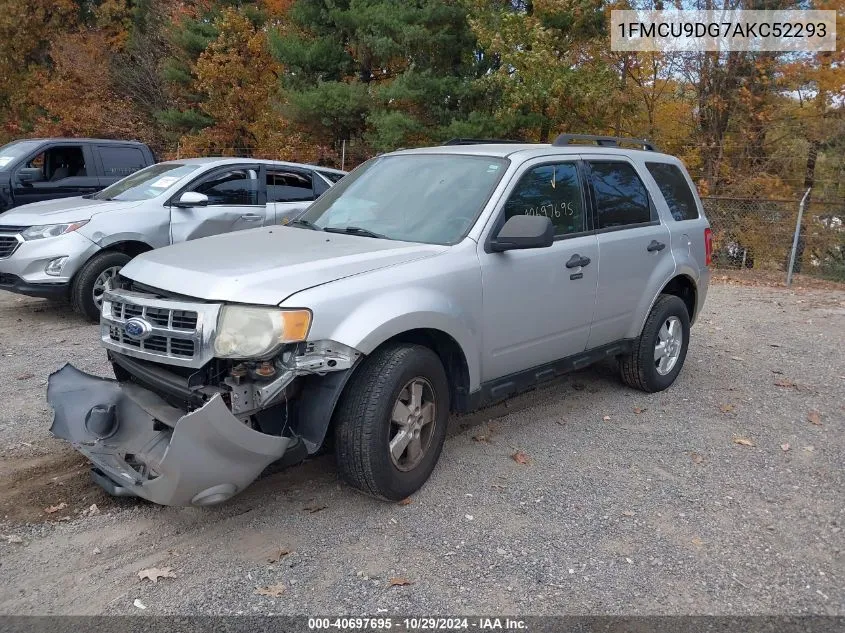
[704,228,713,266]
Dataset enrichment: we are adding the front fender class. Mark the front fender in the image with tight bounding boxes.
[321,289,481,392]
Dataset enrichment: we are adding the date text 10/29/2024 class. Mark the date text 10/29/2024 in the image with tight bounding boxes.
[307,617,528,631]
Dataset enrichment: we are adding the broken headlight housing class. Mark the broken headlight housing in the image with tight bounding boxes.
[213,306,311,359]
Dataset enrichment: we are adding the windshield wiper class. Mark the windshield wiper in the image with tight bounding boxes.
[288,218,322,230]
[323,226,387,239]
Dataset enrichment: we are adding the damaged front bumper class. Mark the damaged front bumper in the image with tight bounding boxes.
[47,364,295,506]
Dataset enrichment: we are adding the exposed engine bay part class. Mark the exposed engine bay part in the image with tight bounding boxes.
[47,364,295,506]
[295,340,361,374]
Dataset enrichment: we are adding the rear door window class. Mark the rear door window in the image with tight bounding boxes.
[588,161,653,229]
[646,162,699,221]
[317,170,345,183]
[267,170,314,203]
[503,162,586,236]
[98,146,147,178]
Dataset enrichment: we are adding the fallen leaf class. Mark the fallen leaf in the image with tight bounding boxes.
[133,599,147,610]
[511,451,529,465]
[93,547,102,555]
[303,505,327,514]
[602,415,612,421]
[733,437,754,447]
[255,583,286,597]
[138,567,177,583]
[82,503,99,517]
[388,577,414,587]
[719,403,735,414]
[807,410,822,426]
[731,356,744,361]
[780,443,791,452]
[691,536,704,547]
[803,445,815,452]
[690,452,705,464]
[621,510,635,517]
[633,407,647,414]
[472,434,491,443]
[44,502,67,514]
[397,497,412,506]
[15,373,34,380]
[774,378,796,388]
[267,548,292,563]
[3,534,23,544]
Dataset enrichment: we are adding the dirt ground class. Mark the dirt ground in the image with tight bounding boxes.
[0,279,843,615]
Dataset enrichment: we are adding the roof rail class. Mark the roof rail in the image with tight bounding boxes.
[442,138,526,146]
[552,134,657,152]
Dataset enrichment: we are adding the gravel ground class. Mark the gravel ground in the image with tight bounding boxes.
[0,281,843,616]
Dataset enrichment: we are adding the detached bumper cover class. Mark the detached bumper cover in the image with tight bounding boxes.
[47,364,293,506]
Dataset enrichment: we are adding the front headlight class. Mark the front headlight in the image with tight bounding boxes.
[21,220,89,241]
[213,306,312,359]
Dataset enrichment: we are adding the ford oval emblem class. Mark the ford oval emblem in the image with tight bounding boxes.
[124,317,152,340]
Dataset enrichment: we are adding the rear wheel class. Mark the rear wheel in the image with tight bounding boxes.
[334,343,449,500]
[620,294,690,393]
[71,251,131,322]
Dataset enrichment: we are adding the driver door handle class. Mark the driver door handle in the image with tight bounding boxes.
[240,213,263,221]
[647,240,666,252]
[566,253,591,268]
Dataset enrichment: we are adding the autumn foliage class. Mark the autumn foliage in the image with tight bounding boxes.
[0,0,841,201]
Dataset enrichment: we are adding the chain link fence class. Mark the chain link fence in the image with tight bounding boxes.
[703,197,845,282]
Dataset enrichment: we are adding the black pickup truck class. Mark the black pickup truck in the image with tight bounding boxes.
[0,138,156,215]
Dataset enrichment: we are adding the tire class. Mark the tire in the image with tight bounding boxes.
[334,343,450,500]
[620,294,691,393]
[71,251,131,322]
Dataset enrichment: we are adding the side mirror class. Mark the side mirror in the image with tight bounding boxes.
[17,168,41,184]
[489,215,555,252]
[174,191,209,208]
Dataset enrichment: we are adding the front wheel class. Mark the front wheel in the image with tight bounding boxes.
[620,294,691,393]
[71,251,131,322]
[334,343,450,500]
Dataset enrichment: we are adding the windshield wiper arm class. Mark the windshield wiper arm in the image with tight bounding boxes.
[288,218,322,230]
[324,226,387,239]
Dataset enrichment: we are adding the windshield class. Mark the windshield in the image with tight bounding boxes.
[0,140,42,170]
[296,154,508,245]
[92,163,200,201]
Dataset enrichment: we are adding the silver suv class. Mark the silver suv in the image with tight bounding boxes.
[0,158,344,320]
[48,136,712,506]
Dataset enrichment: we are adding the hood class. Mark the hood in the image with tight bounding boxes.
[0,197,143,227]
[121,226,448,305]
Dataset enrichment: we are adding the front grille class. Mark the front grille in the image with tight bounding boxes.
[0,234,20,259]
[108,327,195,357]
[101,288,220,369]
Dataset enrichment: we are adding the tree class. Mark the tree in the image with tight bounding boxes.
[469,0,616,142]
[177,7,286,156]
[270,0,497,154]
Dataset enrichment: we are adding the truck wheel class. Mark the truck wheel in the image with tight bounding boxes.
[620,294,690,393]
[71,251,131,322]
[334,343,450,500]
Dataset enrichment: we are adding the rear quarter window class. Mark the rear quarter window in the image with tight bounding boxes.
[646,162,699,221]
